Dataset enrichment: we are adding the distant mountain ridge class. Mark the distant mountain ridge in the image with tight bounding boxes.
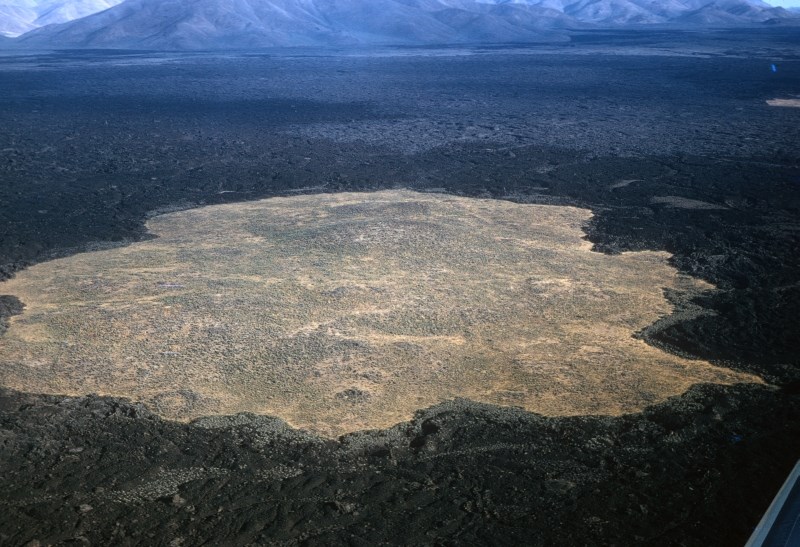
[0,0,122,37]
[7,0,798,49]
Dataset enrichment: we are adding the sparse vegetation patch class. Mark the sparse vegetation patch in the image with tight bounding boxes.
[0,191,759,436]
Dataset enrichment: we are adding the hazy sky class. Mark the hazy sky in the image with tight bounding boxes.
[767,0,800,6]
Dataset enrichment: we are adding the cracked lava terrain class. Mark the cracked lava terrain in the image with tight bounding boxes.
[0,190,760,436]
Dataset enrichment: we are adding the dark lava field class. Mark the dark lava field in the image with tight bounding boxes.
[1,29,799,545]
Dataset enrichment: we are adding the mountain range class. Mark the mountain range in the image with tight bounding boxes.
[2,0,797,49]
[0,0,122,37]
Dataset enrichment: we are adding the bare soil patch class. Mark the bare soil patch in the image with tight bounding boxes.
[650,196,727,210]
[767,98,800,107]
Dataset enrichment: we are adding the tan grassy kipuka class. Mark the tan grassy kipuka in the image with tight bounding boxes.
[0,190,760,437]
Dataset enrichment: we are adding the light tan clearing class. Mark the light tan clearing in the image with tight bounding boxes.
[767,98,800,108]
[0,190,760,437]
[650,196,727,210]
[609,179,642,190]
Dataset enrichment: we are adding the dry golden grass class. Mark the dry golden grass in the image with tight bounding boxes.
[0,191,760,436]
